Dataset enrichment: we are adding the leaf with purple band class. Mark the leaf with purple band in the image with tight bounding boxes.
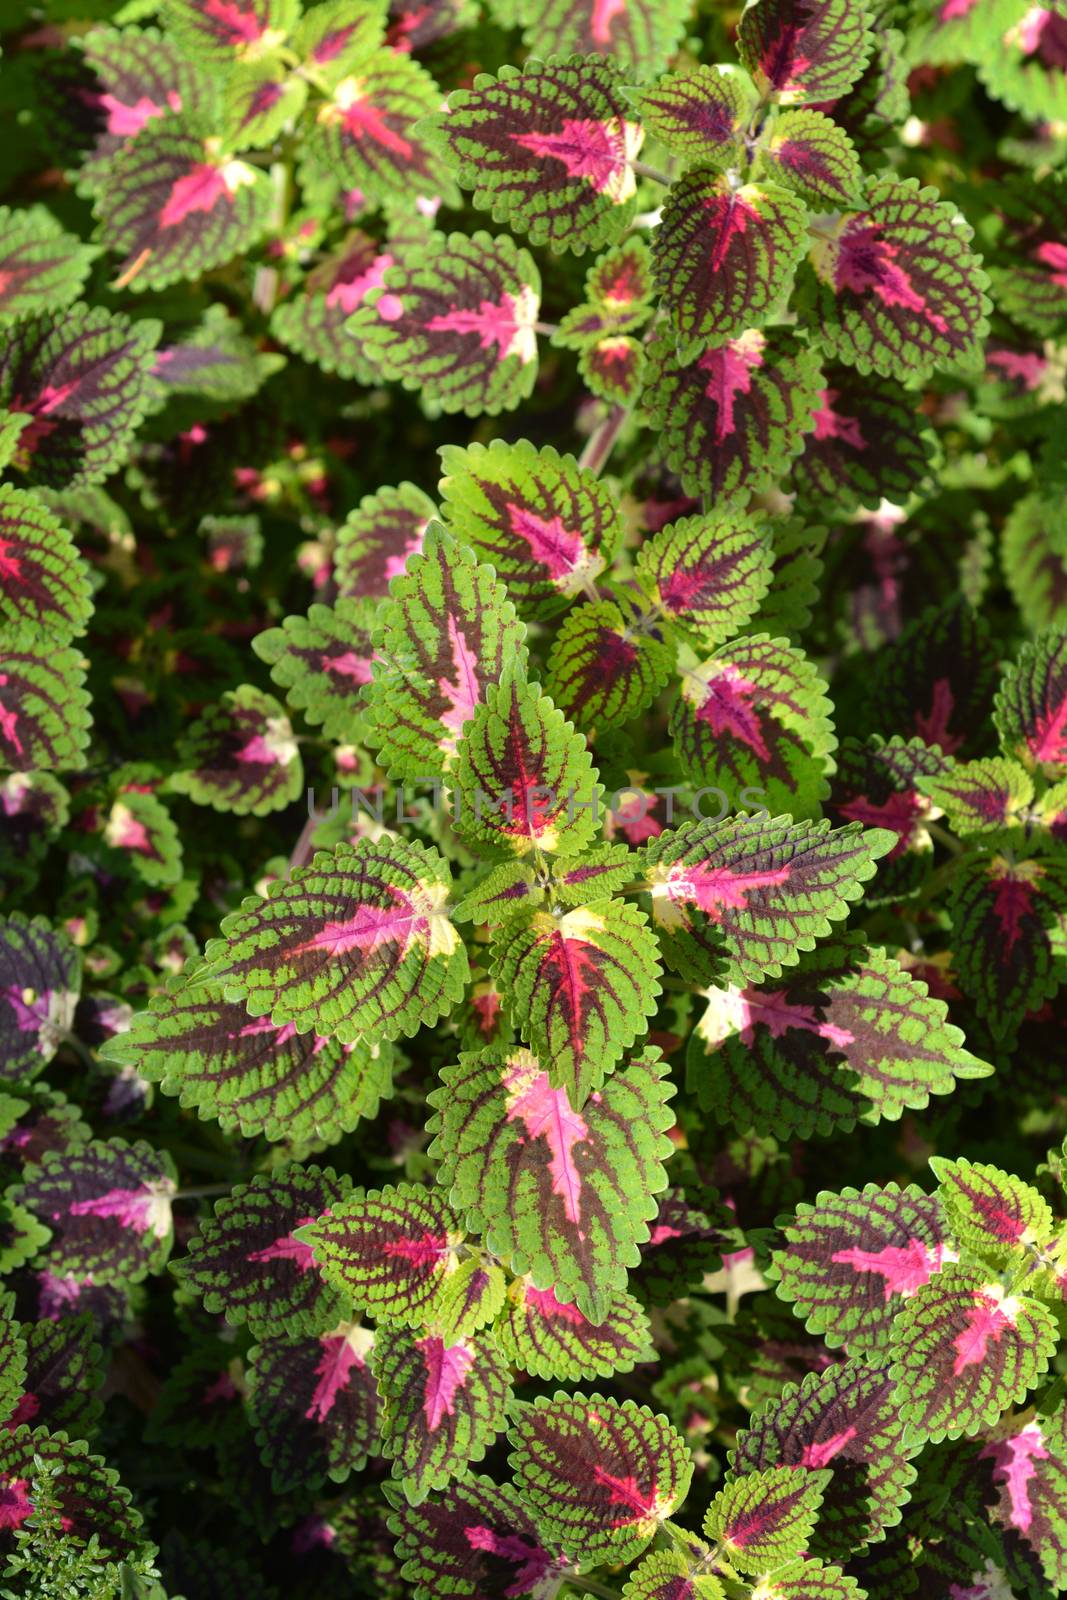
[622,1550,726,1599]
[144,1337,244,1449]
[20,1312,104,1439]
[490,904,663,1104]
[869,598,1000,759]
[978,1402,1067,1591]
[551,844,640,906]
[755,110,862,207]
[737,0,875,106]
[509,1393,693,1566]
[555,237,654,348]
[655,173,809,359]
[632,1189,729,1306]
[544,596,673,733]
[789,368,938,512]
[163,0,298,62]
[387,1472,571,1600]
[174,1165,352,1337]
[201,837,468,1044]
[426,56,643,255]
[827,734,951,905]
[94,124,273,292]
[296,1183,462,1331]
[253,598,378,745]
[0,1427,144,1561]
[102,972,394,1146]
[0,208,95,326]
[769,1182,953,1356]
[150,305,284,404]
[372,1324,512,1500]
[642,814,894,987]
[704,1464,831,1573]
[670,633,837,821]
[307,50,457,204]
[518,0,691,77]
[642,329,823,503]
[689,938,991,1140]
[627,65,755,167]
[0,915,80,1085]
[335,482,436,601]
[801,175,990,380]
[271,231,403,383]
[889,1264,1057,1443]
[291,0,388,85]
[0,304,158,488]
[221,62,308,151]
[930,1158,1055,1266]
[13,1137,175,1285]
[246,1323,378,1493]
[995,630,1067,773]
[0,627,91,775]
[169,684,302,816]
[455,675,602,861]
[348,232,540,417]
[439,440,621,616]
[363,524,527,779]
[737,1558,862,1598]
[989,175,1067,338]
[0,486,91,639]
[1001,492,1067,632]
[580,336,647,405]
[730,1358,921,1558]
[635,511,773,649]
[434,1258,507,1342]
[427,1046,674,1321]
[495,1277,654,1379]
[948,852,1067,1042]
[916,758,1034,837]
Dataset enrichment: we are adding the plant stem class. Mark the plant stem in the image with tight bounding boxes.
[289,811,320,872]
[925,821,963,856]
[578,402,628,476]
[568,1578,622,1600]
[632,160,672,186]
[173,1184,233,1201]
[60,1033,95,1070]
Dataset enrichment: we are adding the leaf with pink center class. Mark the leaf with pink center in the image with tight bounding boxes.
[291,0,389,85]
[889,1265,1057,1442]
[427,1046,674,1321]
[517,0,692,76]
[555,236,655,348]
[655,173,809,359]
[544,595,673,733]
[0,1427,144,1561]
[704,1464,831,1573]
[98,790,182,888]
[978,1403,1067,1589]
[169,684,302,816]
[641,813,894,987]
[13,1136,176,1285]
[94,123,272,292]
[627,64,756,166]
[253,597,378,746]
[978,8,1067,127]
[200,836,467,1044]
[737,0,875,106]
[173,1164,353,1337]
[989,174,1067,337]
[916,757,1035,838]
[930,1158,1055,1267]
[348,231,540,416]
[642,328,824,503]
[621,1549,727,1599]
[755,109,862,207]
[0,626,91,776]
[387,1472,571,1600]
[426,57,643,255]
[827,734,951,906]
[671,633,837,821]
[362,523,527,779]
[101,971,394,1146]
[790,367,938,512]
[455,675,603,862]
[800,175,990,380]
[247,1323,378,1492]
[271,229,412,384]
[770,1181,953,1356]
[0,208,95,327]
[307,50,458,205]
[371,1325,512,1499]
[221,61,308,151]
[333,477,435,599]
[296,1182,463,1331]
[439,439,621,616]
[689,938,990,1141]
[490,901,663,1104]
[509,1393,693,1566]
[635,510,773,649]
[631,1189,731,1306]
[730,1358,922,1558]
[494,1278,654,1380]
[948,852,1067,1042]
[0,303,158,488]
[995,630,1067,774]
[580,335,647,405]
[0,914,81,1084]
[871,598,1000,760]
[163,0,299,62]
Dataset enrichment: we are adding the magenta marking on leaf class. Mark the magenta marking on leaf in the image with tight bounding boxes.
[504,1059,589,1224]
[1,985,51,1034]
[67,1184,170,1237]
[837,791,922,860]
[159,165,231,229]
[661,861,793,922]
[693,666,772,761]
[465,1524,553,1598]
[952,1289,1017,1374]
[991,875,1035,955]
[799,1425,859,1468]
[313,23,360,62]
[980,1421,1049,1533]
[539,934,604,1062]
[425,292,534,363]
[0,680,23,758]
[914,678,961,753]
[322,649,374,684]
[291,887,421,957]
[305,1332,365,1423]
[812,389,868,450]
[831,1238,946,1300]
[511,120,632,198]
[472,989,503,1038]
[417,1334,473,1431]
[525,1283,587,1325]
[438,616,481,754]
[703,188,756,270]
[325,252,394,314]
[938,0,979,17]
[247,1218,319,1271]
[337,98,413,159]
[381,1230,451,1269]
[762,28,814,95]
[736,988,855,1051]
[590,1462,658,1522]
[506,503,587,583]
[591,0,626,46]
[99,91,179,137]
[1034,241,1067,286]
[107,810,153,854]
[987,349,1048,390]
[377,293,404,321]
[1030,694,1067,763]
[201,1371,238,1406]
[698,335,764,444]
[0,539,21,584]
[0,1478,32,1531]
[204,0,268,44]
[834,222,949,333]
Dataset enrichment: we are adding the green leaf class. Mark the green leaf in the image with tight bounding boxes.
[1001,492,1067,631]
[930,1157,1056,1264]
[627,65,755,166]
[756,109,863,207]
[252,598,377,745]
[518,0,691,77]
[544,596,673,733]
[495,1278,654,1380]
[622,1550,725,1599]
[916,757,1035,837]
[704,1465,830,1574]
[948,851,1067,1043]
[163,0,299,61]
[0,207,96,325]
[634,510,773,649]
[554,236,654,348]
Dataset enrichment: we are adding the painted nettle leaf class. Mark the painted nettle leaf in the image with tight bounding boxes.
[2,0,1067,1590]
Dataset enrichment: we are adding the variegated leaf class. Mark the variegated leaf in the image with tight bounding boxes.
[253,598,377,745]
[635,511,773,649]
[703,1465,830,1574]
[246,1323,378,1493]
[544,596,673,733]
[737,0,875,106]
[335,482,435,601]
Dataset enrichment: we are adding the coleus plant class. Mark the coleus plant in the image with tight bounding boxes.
[0,0,1067,1594]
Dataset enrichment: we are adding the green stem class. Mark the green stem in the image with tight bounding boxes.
[59,1033,95,1070]
[925,820,963,856]
[173,1184,233,1201]
[632,160,672,186]
[567,1578,622,1600]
